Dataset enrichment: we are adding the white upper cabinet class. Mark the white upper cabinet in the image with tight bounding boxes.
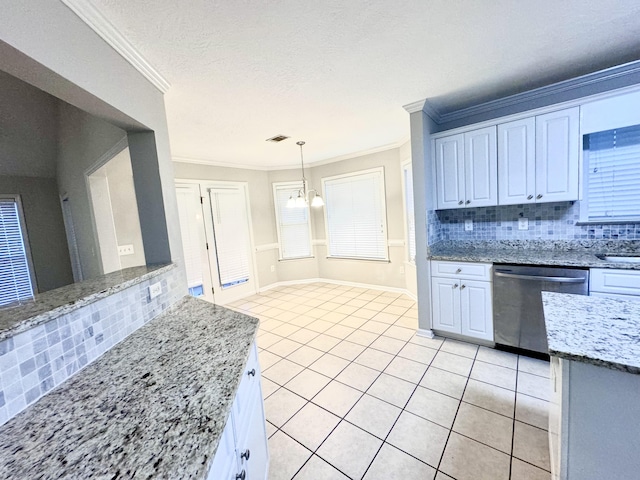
[465,126,498,207]
[435,128,496,209]
[497,107,579,206]
[498,117,536,205]
[535,107,580,203]
[435,134,465,209]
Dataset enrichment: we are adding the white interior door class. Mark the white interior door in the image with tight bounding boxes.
[175,183,213,302]
[203,183,257,304]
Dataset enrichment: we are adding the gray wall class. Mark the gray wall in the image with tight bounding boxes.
[0,176,73,292]
[56,103,129,280]
[1,1,185,290]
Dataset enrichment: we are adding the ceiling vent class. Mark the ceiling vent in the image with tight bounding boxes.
[266,134,290,143]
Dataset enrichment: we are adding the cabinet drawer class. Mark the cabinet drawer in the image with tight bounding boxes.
[431,260,492,281]
[590,269,640,296]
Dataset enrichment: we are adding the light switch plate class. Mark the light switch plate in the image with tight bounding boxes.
[464,219,473,231]
[518,217,529,230]
[118,244,134,256]
[148,282,162,300]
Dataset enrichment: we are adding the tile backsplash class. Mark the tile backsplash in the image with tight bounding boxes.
[0,267,185,426]
[430,201,640,243]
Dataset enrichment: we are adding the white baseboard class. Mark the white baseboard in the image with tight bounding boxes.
[258,277,417,301]
[416,328,435,339]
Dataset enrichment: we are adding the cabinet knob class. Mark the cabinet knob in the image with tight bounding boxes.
[458,200,463,205]
[455,268,462,274]
[247,368,256,377]
[241,449,251,461]
[453,284,459,289]
[465,200,471,204]
[236,471,246,480]
[536,194,543,199]
[527,195,533,200]
[460,284,466,290]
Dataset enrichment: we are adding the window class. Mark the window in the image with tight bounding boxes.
[582,124,640,222]
[402,162,416,263]
[322,168,388,260]
[273,183,312,259]
[0,196,34,307]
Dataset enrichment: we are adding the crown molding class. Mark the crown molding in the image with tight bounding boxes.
[405,59,640,125]
[402,99,427,114]
[172,136,411,171]
[61,0,170,94]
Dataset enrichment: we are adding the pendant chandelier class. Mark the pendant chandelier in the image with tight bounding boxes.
[287,141,324,208]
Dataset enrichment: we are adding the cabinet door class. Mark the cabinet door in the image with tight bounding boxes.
[431,276,461,333]
[238,389,269,480]
[498,118,536,205]
[207,415,238,480]
[535,108,579,203]
[435,134,465,209]
[459,279,493,341]
[464,127,497,207]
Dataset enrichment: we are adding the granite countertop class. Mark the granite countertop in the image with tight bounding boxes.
[0,295,259,479]
[542,291,640,374]
[0,263,175,341]
[428,240,640,269]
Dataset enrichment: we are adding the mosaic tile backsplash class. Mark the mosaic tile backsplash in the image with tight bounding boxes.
[429,201,640,244]
[0,267,185,426]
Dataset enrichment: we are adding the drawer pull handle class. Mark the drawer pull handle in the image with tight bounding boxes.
[247,368,256,377]
[453,284,459,289]
[527,195,533,200]
[458,200,463,205]
[455,268,462,274]
[536,194,543,199]
[236,470,246,480]
[241,449,251,461]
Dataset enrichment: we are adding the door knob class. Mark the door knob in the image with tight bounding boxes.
[453,284,459,289]
[236,471,246,480]
[536,194,543,199]
[247,368,256,377]
[241,449,251,461]
[460,284,466,290]
[465,200,471,204]
[455,268,462,273]
[458,200,463,205]
[527,195,533,200]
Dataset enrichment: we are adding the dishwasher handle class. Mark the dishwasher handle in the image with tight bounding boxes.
[494,271,586,283]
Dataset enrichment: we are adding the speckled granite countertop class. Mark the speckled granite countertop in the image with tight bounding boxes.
[542,292,640,374]
[0,263,175,341]
[0,295,259,479]
[429,240,640,269]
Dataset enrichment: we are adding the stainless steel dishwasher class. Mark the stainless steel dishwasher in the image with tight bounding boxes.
[493,264,589,356]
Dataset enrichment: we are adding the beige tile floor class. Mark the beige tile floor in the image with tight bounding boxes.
[228,283,552,480]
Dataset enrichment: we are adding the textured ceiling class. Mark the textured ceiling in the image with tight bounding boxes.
[89,0,640,168]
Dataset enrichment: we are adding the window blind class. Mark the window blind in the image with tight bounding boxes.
[273,184,311,259]
[403,165,416,263]
[584,124,640,221]
[323,169,388,260]
[175,186,205,292]
[208,187,250,289]
[0,199,34,307]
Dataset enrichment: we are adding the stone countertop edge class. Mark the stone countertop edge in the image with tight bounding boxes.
[0,295,260,479]
[0,263,176,341]
[542,291,640,374]
[427,244,640,270]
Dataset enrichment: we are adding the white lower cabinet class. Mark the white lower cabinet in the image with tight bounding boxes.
[207,342,269,480]
[431,261,493,341]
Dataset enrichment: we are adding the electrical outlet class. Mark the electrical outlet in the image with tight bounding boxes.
[270,265,275,272]
[464,219,473,231]
[118,244,134,256]
[148,282,162,300]
[518,217,529,230]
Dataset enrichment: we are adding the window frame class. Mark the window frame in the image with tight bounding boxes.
[321,167,389,262]
[0,194,37,305]
[272,181,314,261]
[401,160,416,264]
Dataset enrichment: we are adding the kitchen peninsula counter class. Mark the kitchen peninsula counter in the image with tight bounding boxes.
[0,295,259,479]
